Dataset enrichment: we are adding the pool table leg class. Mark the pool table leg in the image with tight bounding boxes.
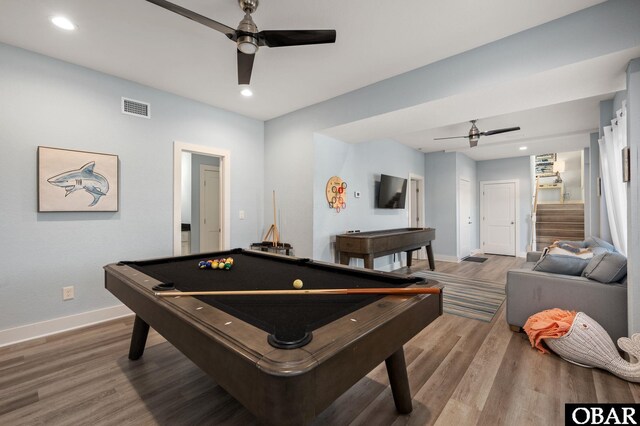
[385,348,413,414]
[129,315,150,360]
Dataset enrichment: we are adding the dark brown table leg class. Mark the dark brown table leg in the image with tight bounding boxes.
[129,315,150,360]
[406,250,414,267]
[385,348,413,414]
[339,253,350,265]
[426,244,435,271]
[363,255,374,269]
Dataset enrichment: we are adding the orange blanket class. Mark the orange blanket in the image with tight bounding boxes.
[523,308,576,353]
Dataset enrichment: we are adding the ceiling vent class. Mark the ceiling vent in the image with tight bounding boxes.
[121,97,150,119]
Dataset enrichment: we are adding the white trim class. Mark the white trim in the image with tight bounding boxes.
[435,254,461,263]
[376,260,404,272]
[0,305,133,348]
[174,142,231,256]
[458,177,473,259]
[480,179,520,257]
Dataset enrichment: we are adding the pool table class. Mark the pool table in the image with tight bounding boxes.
[104,249,442,425]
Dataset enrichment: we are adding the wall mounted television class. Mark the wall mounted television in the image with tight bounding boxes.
[377,174,408,209]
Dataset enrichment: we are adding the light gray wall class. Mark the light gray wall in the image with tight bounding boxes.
[477,156,532,256]
[424,152,458,258]
[0,43,264,330]
[265,0,640,258]
[627,58,640,334]
[456,153,479,255]
[313,135,425,268]
[190,154,220,252]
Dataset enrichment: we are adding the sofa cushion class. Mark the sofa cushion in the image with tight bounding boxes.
[585,236,616,252]
[582,251,627,283]
[533,254,590,276]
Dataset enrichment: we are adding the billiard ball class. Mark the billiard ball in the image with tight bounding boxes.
[293,279,303,289]
[218,262,225,269]
[198,261,207,269]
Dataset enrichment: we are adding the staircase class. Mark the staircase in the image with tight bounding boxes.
[535,203,584,250]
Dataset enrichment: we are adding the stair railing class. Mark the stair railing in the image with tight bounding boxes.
[531,176,540,251]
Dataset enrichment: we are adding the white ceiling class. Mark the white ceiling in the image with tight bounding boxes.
[0,0,627,160]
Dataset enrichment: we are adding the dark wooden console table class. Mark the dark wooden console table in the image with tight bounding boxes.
[336,228,436,270]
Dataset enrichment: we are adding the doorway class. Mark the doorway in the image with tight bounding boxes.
[173,141,230,256]
[459,178,472,259]
[480,180,519,256]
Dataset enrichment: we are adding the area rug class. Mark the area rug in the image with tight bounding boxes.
[462,256,488,263]
[412,270,505,322]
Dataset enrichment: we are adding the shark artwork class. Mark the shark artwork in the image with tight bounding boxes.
[47,161,110,207]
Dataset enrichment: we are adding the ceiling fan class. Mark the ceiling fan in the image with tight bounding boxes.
[144,0,336,86]
[433,120,521,148]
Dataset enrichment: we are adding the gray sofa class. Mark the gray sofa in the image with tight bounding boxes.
[506,251,628,343]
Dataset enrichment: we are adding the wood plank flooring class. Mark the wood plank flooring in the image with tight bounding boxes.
[1,255,638,425]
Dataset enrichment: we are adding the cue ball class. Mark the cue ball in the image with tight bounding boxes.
[293,279,303,289]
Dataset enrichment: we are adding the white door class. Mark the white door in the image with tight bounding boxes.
[459,178,472,258]
[482,181,516,256]
[200,166,220,252]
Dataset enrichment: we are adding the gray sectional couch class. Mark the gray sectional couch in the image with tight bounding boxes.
[506,239,628,343]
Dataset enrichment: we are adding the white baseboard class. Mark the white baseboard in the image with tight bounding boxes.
[435,254,460,263]
[0,304,133,349]
[470,249,483,256]
[377,260,404,272]
[518,251,527,258]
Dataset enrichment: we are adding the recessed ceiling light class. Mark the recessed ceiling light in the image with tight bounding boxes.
[240,85,253,97]
[51,16,76,31]
[519,146,527,151]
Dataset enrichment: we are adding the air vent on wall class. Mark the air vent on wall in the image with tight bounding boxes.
[121,97,150,119]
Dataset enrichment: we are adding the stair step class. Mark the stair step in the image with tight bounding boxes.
[536,217,584,223]
[537,203,584,210]
[536,222,584,230]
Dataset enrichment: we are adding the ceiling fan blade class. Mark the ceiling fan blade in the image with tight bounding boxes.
[480,126,521,136]
[145,0,236,39]
[433,136,469,141]
[237,50,255,85]
[258,30,336,47]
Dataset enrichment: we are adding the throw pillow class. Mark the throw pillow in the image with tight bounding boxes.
[553,240,587,248]
[584,236,616,252]
[547,245,593,259]
[582,251,627,283]
[533,254,590,276]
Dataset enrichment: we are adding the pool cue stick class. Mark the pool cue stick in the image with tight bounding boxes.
[155,288,441,297]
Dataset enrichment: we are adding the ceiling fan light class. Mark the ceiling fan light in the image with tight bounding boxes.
[240,85,253,97]
[237,35,258,54]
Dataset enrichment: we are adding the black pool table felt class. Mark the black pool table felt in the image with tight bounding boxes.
[124,250,424,343]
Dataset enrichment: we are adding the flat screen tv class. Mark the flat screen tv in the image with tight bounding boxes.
[377,174,407,209]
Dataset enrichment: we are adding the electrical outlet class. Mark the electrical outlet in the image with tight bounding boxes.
[63,286,74,301]
[239,210,246,220]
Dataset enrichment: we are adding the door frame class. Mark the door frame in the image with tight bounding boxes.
[458,177,472,260]
[173,141,230,256]
[407,174,426,259]
[199,164,221,252]
[479,179,519,256]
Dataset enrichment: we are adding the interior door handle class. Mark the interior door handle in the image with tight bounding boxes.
[510,222,514,225]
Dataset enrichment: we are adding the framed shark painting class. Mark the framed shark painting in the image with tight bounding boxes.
[38,147,119,212]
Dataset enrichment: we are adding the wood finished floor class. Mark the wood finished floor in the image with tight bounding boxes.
[2,255,638,426]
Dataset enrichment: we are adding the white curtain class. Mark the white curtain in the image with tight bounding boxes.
[598,101,628,255]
